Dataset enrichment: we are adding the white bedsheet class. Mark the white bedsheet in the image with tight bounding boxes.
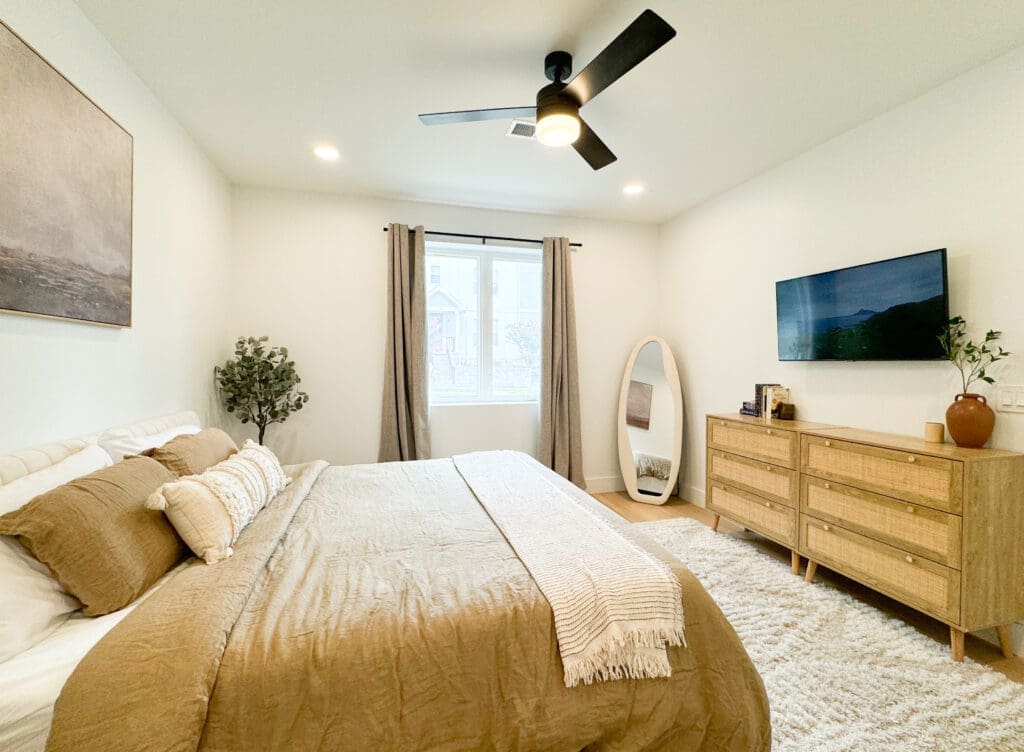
[0,561,188,752]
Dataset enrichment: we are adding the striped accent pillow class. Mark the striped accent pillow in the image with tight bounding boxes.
[146,440,290,563]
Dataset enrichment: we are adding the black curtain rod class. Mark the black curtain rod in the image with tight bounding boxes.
[381,227,582,248]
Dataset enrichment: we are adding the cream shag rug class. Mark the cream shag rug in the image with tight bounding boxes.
[636,517,1024,752]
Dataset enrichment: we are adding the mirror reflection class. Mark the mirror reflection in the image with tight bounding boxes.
[625,341,675,497]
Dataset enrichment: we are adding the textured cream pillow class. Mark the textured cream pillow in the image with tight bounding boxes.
[146,440,290,563]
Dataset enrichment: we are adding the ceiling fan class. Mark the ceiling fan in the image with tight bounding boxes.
[418,9,676,170]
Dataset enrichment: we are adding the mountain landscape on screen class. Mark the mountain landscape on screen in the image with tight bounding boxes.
[776,250,948,361]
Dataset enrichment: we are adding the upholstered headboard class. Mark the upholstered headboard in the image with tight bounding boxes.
[0,410,202,488]
[94,410,201,445]
[0,437,98,487]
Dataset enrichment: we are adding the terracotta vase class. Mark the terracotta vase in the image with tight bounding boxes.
[945,393,996,448]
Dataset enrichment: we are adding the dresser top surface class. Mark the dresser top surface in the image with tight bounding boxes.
[707,413,838,432]
[806,426,1021,461]
[708,413,1021,461]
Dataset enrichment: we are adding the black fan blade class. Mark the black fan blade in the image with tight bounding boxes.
[563,9,676,106]
[573,118,616,170]
[419,106,536,126]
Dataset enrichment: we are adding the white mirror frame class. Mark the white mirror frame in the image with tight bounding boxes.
[616,335,684,505]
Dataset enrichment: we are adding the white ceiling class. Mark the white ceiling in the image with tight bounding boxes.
[74,0,1024,223]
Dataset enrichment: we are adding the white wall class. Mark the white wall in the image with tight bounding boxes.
[228,187,660,489]
[658,45,1024,506]
[430,402,539,459]
[0,0,232,452]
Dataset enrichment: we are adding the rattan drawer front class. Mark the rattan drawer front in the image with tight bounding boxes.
[801,517,961,623]
[708,418,797,469]
[708,483,796,546]
[802,436,963,512]
[708,451,796,506]
[801,477,962,568]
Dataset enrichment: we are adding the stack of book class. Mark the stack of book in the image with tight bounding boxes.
[740,384,789,418]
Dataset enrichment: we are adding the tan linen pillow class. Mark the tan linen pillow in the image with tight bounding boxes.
[143,427,238,477]
[0,456,185,616]
[147,440,291,563]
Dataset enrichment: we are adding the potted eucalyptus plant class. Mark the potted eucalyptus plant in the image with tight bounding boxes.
[938,316,1010,448]
[215,336,309,445]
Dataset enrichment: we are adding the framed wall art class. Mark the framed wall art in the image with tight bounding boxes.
[0,19,133,327]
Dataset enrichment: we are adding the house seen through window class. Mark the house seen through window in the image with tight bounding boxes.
[426,241,542,403]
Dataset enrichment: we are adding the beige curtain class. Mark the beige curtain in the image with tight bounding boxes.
[378,223,431,462]
[539,237,584,487]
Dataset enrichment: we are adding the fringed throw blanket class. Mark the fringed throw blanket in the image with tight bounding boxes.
[453,450,685,687]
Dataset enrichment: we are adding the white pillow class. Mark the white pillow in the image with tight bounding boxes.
[0,538,82,662]
[0,444,111,662]
[0,443,112,516]
[99,424,200,463]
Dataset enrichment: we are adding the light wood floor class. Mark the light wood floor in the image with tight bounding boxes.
[593,491,1024,684]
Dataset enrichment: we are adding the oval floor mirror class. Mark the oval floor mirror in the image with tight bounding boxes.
[617,336,683,504]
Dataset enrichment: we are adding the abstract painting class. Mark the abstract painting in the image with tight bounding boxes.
[0,20,133,327]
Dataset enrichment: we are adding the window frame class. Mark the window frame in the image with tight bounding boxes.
[425,240,542,405]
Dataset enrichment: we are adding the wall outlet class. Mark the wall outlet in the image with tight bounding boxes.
[995,385,1024,413]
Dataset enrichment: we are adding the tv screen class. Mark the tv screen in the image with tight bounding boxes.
[776,249,949,361]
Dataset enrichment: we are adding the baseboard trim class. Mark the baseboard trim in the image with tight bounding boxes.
[586,477,705,502]
[685,483,706,506]
[977,624,1024,656]
[585,475,626,494]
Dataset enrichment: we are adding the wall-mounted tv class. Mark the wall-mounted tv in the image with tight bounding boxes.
[776,249,949,361]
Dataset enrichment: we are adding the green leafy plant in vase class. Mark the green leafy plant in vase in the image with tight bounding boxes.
[215,336,310,445]
[938,316,1010,448]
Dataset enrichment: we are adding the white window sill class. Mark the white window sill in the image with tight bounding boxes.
[430,401,539,408]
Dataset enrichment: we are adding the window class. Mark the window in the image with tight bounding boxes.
[426,241,542,403]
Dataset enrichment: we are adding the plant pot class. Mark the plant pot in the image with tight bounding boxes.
[945,393,996,448]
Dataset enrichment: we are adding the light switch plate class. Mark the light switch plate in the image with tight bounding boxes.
[996,385,1024,413]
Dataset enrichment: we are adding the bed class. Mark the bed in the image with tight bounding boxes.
[3,417,770,752]
[0,563,184,752]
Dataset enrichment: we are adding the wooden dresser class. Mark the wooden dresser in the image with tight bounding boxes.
[706,413,1024,661]
[706,414,837,575]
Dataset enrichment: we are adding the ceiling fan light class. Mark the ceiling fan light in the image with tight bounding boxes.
[313,144,340,161]
[535,113,580,147]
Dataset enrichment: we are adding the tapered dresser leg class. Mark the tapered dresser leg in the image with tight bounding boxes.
[996,625,1015,659]
[950,627,965,662]
[804,560,818,584]
[791,550,800,576]
[711,514,720,533]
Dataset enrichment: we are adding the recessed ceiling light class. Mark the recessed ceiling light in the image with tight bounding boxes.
[623,182,645,195]
[313,144,340,161]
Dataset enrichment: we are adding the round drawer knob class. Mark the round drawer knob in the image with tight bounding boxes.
[908,455,917,463]
[764,501,772,508]
[824,440,832,447]
[766,429,773,435]
[824,483,831,490]
[765,465,773,472]
[823,524,831,532]
[906,505,915,514]
[905,555,914,564]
